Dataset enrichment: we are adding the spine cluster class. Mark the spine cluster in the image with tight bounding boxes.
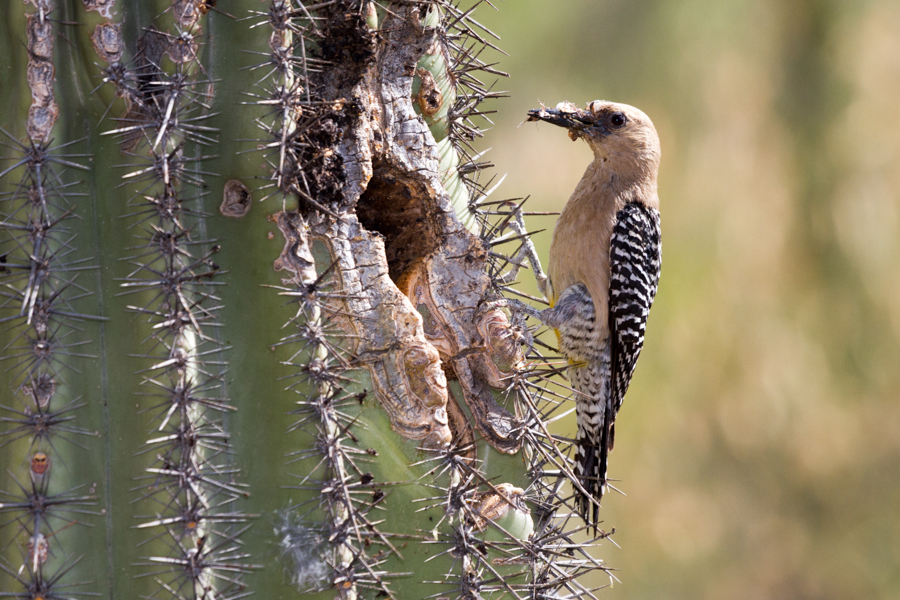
[271,214,401,600]
[250,1,352,212]
[96,2,252,597]
[255,4,397,598]
[423,0,511,233]
[0,0,97,597]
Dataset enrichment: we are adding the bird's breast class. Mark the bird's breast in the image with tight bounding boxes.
[548,166,618,345]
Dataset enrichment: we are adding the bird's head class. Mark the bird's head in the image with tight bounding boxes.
[527,100,660,177]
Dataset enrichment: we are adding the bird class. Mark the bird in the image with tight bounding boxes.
[524,100,662,526]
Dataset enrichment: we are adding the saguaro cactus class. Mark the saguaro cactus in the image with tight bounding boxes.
[0,1,613,598]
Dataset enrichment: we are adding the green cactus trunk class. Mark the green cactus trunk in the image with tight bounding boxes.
[0,1,611,598]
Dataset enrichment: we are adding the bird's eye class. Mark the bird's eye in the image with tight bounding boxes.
[609,112,627,128]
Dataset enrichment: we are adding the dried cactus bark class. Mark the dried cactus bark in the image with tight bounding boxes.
[0,1,615,599]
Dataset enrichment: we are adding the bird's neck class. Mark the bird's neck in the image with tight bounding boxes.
[579,153,659,210]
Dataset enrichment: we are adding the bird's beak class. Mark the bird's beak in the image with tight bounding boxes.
[526,106,596,130]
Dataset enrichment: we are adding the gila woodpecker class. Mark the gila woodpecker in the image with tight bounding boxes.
[526,100,662,526]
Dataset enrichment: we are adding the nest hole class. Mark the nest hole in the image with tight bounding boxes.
[357,160,443,281]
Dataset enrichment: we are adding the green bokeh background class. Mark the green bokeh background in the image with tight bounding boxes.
[474,1,900,599]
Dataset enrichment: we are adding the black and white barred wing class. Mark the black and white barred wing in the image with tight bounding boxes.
[608,201,662,416]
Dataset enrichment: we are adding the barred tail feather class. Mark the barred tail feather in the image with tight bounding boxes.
[574,432,605,527]
[570,358,611,527]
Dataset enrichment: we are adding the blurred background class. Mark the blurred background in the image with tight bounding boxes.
[472,1,900,598]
